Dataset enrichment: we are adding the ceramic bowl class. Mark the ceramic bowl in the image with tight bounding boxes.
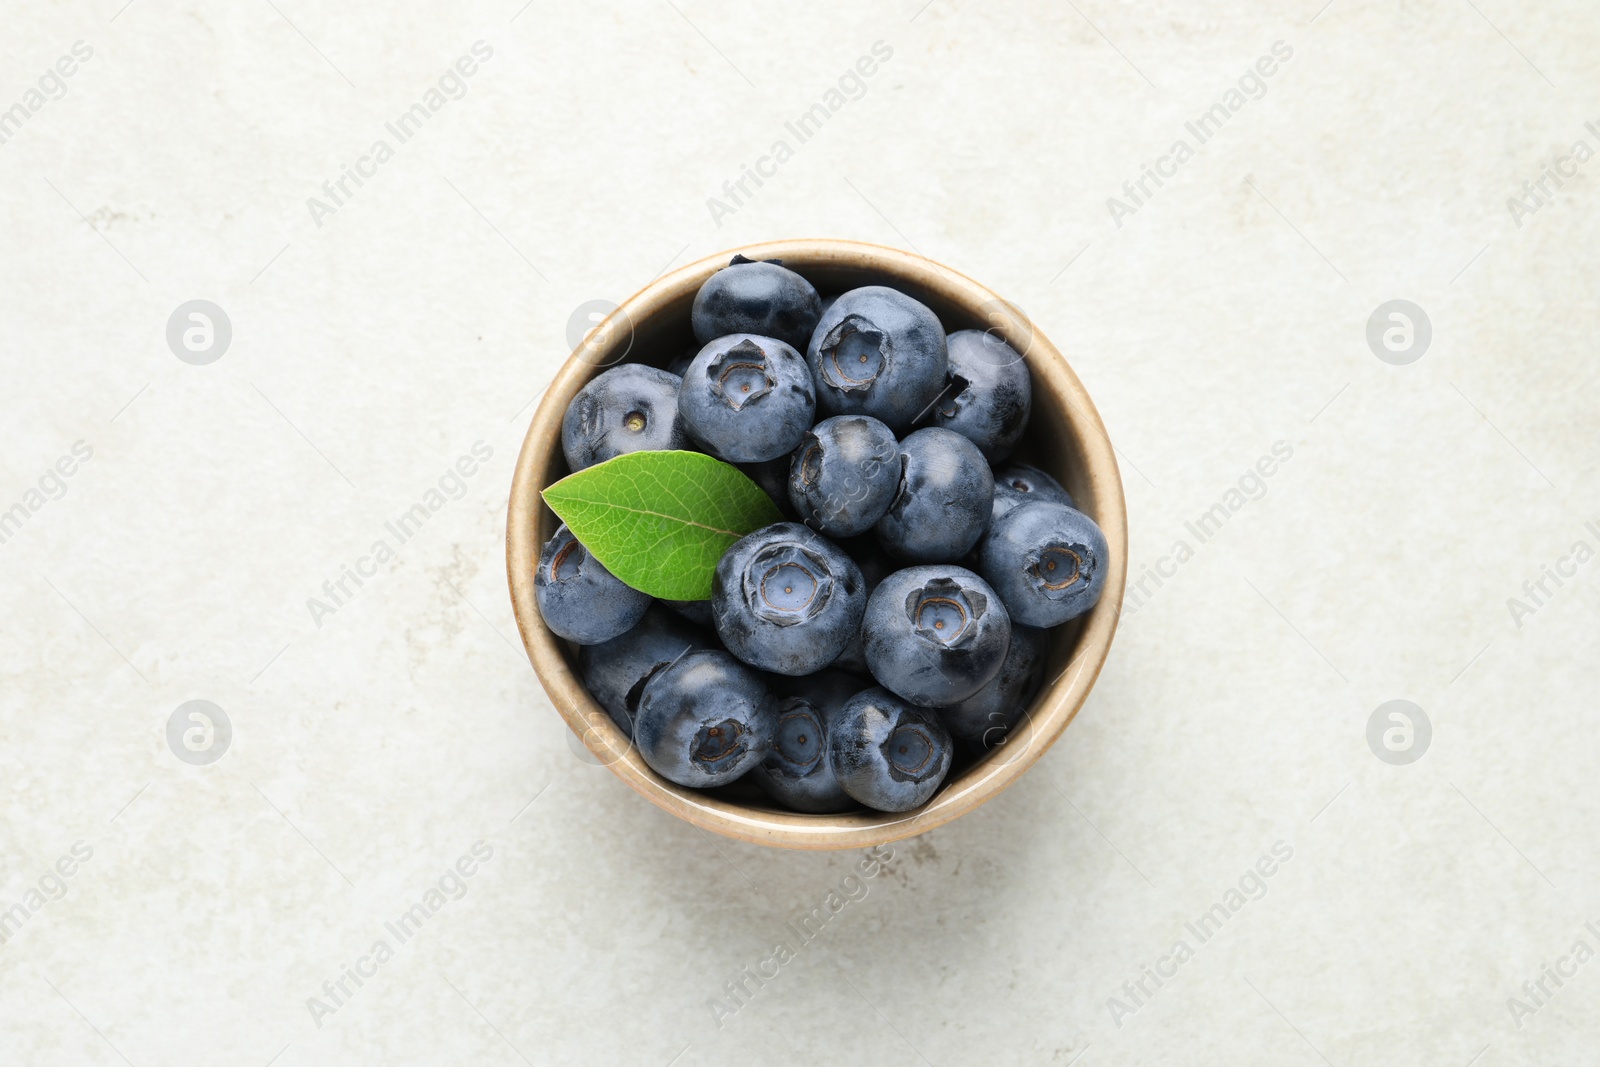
[507,238,1125,850]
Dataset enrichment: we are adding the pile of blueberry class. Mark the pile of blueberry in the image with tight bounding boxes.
[535,256,1109,814]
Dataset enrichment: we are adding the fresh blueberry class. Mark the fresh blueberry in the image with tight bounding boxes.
[978,501,1109,627]
[828,687,953,812]
[534,523,651,644]
[937,625,1047,752]
[578,605,715,736]
[562,363,688,472]
[712,523,866,675]
[876,427,994,564]
[990,462,1075,524]
[807,286,948,433]
[924,329,1031,462]
[995,464,1072,502]
[750,671,862,813]
[787,415,900,537]
[678,334,815,463]
[634,649,775,787]
[692,256,823,352]
[863,565,1012,706]
[817,294,839,319]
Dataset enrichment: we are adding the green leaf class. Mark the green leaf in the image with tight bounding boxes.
[541,450,783,600]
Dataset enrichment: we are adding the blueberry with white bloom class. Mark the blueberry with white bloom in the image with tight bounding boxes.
[807,286,948,433]
[876,427,994,564]
[562,363,687,472]
[924,329,1031,462]
[634,649,775,787]
[829,687,953,812]
[692,256,822,352]
[787,415,900,537]
[535,523,650,645]
[863,565,1011,707]
[712,523,866,675]
[679,334,815,463]
[978,500,1108,627]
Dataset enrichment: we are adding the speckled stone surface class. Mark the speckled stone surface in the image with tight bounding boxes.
[2,2,1597,1064]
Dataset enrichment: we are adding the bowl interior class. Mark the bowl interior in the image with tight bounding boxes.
[508,239,1126,849]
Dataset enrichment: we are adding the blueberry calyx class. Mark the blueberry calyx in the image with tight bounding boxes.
[904,576,987,647]
[819,315,888,392]
[1030,541,1094,599]
[692,719,749,768]
[935,373,971,419]
[571,390,651,441]
[550,537,583,581]
[795,441,823,488]
[709,339,775,411]
[745,543,832,626]
[772,704,824,773]
[881,722,938,781]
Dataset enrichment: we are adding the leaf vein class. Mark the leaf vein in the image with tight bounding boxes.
[545,495,746,538]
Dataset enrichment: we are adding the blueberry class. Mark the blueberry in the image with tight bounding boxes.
[787,415,900,537]
[578,605,715,735]
[876,427,994,563]
[807,286,948,433]
[829,687,953,812]
[863,566,1011,706]
[562,364,688,472]
[924,329,1031,462]
[634,649,775,787]
[990,462,1075,524]
[678,334,815,463]
[937,624,1047,752]
[712,523,866,675]
[996,464,1073,502]
[692,256,822,352]
[750,671,862,813]
[978,501,1109,627]
[534,524,651,644]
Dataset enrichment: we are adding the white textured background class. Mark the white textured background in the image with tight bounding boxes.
[2,1,1597,1064]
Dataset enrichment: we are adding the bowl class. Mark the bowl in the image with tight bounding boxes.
[507,238,1126,850]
